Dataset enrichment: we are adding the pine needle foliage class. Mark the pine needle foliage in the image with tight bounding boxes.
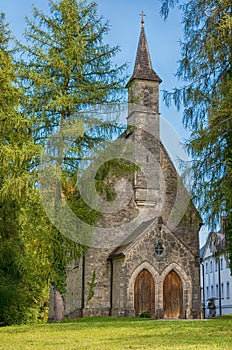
[0,13,48,326]
[159,0,232,268]
[16,0,127,314]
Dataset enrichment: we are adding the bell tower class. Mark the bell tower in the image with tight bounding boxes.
[126,13,162,114]
[126,14,162,207]
[126,12,162,130]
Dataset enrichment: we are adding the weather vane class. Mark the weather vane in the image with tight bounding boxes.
[139,11,146,26]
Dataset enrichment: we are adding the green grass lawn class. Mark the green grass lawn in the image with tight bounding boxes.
[0,317,232,350]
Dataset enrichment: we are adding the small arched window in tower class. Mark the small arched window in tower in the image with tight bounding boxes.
[143,88,150,107]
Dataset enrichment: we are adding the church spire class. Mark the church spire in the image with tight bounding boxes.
[127,16,162,86]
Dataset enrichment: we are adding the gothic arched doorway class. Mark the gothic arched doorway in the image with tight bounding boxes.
[134,269,155,317]
[163,270,183,318]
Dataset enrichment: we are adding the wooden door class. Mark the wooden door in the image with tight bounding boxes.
[134,269,155,317]
[163,270,183,318]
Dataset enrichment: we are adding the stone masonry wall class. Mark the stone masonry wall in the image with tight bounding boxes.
[64,258,83,318]
[62,139,201,319]
[82,247,112,317]
[111,222,201,318]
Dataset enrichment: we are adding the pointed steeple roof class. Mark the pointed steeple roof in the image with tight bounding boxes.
[127,21,162,85]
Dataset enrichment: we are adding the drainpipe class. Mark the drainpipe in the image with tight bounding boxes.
[81,255,85,315]
[109,258,113,316]
[218,257,222,316]
[201,262,205,319]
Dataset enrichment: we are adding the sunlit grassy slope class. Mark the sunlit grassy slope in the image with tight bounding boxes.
[0,316,232,349]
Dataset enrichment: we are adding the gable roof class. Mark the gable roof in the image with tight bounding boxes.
[201,231,227,260]
[109,218,156,258]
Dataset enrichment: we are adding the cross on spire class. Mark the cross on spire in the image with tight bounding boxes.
[139,11,146,26]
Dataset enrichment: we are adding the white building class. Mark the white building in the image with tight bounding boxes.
[200,226,232,317]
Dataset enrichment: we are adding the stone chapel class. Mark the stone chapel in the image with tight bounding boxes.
[49,18,202,320]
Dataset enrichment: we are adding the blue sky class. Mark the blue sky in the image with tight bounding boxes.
[0,0,209,246]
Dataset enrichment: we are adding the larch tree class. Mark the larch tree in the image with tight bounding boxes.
[17,0,126,321]
[0,13,49,325]
[159,0,232,269]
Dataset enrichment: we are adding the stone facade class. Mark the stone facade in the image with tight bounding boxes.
[53,21,202,320]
